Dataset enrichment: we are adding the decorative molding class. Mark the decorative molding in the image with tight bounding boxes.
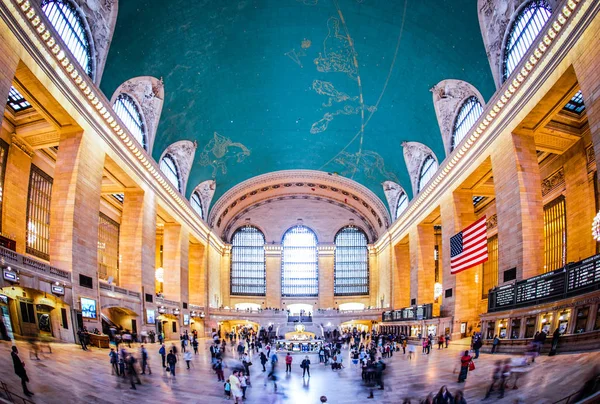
[10,134,34,157]
[160,140,197,195]
[111,76,164,154]
[486,213,498,231]
[73,0,118,84]
[382,181,405,221]
[402,141,438,196]
[541,167,565,197]
[209,170,390,232]
[586,144,595,171]
[191,180,216,219]
[221,194,379,243]
[431,79,486,155]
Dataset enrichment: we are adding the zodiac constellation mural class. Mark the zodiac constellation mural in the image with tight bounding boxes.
[334,150,399,183]
[197,132,251,178]
[314,17,358,80]
[285,39,311,68]
[309,80,375,134]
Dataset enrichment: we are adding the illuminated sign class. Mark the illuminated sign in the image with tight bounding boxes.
[51,285,64,295]
[2,269,17,282]
[81,297,97,319]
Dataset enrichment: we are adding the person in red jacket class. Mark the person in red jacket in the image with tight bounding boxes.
[285,352,293,372]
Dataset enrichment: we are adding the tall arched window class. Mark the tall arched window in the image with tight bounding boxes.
[452,96,484,151]
[190,191,203,218]
[503,0,552,81]
[41,0,93,78]
[396,191,408,220]
[231,226,266,296]
[334,226,369,296]
[418,155,438,193]
[113,94,147,150]
[281,225,318,297]
[160,154,181,192]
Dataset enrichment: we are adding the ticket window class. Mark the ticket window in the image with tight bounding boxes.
[525,317,536,338]
[486,321,495,339]
[510,319,521,339]
[557,310,570,335]
[540,313,553,334]
[574,307,589,334]
[498,319,508,339]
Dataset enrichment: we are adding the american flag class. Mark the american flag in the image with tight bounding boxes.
[450,216,488,274]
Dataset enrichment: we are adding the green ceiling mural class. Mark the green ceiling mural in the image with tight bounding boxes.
[101,0,495,210]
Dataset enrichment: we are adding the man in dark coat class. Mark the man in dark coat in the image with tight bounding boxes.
[11,346,33,397]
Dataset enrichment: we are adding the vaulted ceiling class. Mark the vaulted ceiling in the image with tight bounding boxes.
[100,0,495,209]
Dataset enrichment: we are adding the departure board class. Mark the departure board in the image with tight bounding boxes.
[380,304,433,322]
[515,269,565,304]
[494,284,516,308]
[567,254,600,291]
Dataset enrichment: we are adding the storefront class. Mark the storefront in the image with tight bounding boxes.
[0,286,72,341]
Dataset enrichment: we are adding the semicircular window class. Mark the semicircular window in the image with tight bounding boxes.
[160,154,181,192]
[418,155,438,193]
[396,191,409,220]
[231,226,266,296]
[503,0,552,81]
[190,191,203,218]
[113,94,147,150]
[452,96,484,151]
[41,0,93,78]
[282,225,318,297]
[334,226,369,296]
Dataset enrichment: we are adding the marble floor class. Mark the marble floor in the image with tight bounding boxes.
[0,338,597,404]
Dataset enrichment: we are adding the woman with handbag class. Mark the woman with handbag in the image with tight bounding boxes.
[457,350,473,383]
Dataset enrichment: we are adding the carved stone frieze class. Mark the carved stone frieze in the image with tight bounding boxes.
[402,141,438,196]
[111,76,164,154]
[382,181,406,221]
[541,167,565,197]
[191,180,216,219]
[73,0,118,83]
[431,79,485,155]
[477,0,559,89]
[486,213,498,231]
[161,140,197,195]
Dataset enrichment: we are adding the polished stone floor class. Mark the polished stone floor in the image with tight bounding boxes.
[0,338,597,403]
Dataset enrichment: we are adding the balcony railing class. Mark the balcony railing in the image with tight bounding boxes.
[155,296,181,307]
[0,245,70,282]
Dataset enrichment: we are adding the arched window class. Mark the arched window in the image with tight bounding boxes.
[231,226,266,296]
[190,191,203,218]
[396,191,408,220]
[451,96,484,151]
[418,155,438,193]
[41,0,93,78]
[503,0,552,81]
[281,225,318,297]
[160,154,181,192]
[334,226,369,296]
[113,94,147,150]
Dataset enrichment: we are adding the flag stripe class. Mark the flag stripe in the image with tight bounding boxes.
[450,216,488,274]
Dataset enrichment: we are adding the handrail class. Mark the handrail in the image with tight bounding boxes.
[0,381,34,404]
[552,376,600,404]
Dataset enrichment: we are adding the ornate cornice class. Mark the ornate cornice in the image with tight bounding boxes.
[10,134,34,157]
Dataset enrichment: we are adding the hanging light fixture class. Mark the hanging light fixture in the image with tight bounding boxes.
[592,210,600,241]
[155,267,164,283]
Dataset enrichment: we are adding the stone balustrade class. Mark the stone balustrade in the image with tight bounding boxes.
[0,245,71,282]
[155,296,181,307]
[98,281,141,300]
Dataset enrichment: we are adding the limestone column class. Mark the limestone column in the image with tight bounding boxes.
[220,246,231,307]
[490,131,544,280]
[1,138,32,253]
[392,240,410,309]
[265,245,282,308]
[162,223,189,305]
[318,244,335,308]
[564,141,596,261]
[0,38,19,119]
[440,191,482,334]
[573,18,600,189]
[368,245,379,308]
[188,242,206,306]
[49,130,105,331]
[119,188,156,297]
[409,224,435,305]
